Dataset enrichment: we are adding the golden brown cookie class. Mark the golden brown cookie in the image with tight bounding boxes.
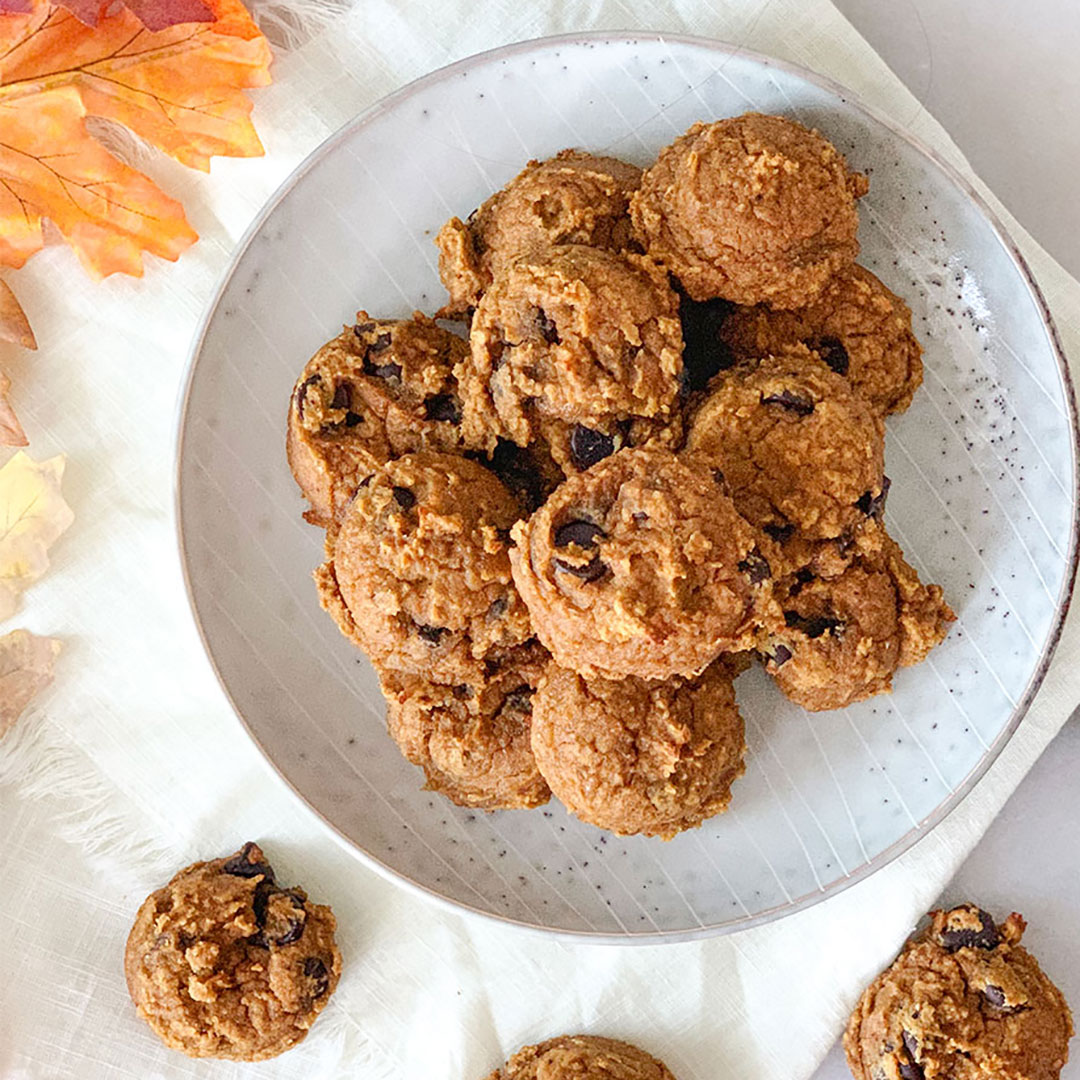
[719,265,924,416]
[287,312,468,526]
[683,345,886,541]
[631,113,868,308]
[845,904,1073,1080]
[379,641,551,810]
[760,523,954,711]
[531,659,746,839]
[510,448,779,681]
[316,452,531,683]
[483,1034,677,1080]
[124,843,341,1061]
[437,149,642,315]
[458,244,683,453]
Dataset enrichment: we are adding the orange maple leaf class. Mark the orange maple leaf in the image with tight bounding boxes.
[0,0,272,277]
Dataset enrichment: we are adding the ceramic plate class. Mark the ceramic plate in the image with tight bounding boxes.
[176,33,1078,941]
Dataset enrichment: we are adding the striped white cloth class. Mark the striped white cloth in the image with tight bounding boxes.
[1,1,1078,1078]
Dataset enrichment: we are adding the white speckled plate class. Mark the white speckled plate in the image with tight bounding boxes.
[176,33,1079,941]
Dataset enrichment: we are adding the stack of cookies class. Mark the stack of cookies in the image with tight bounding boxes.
[286,112,955,840]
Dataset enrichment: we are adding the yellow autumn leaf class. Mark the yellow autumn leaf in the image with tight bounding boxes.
[0,450,74,619]
[0,372,28,446]
[0,627,61,738]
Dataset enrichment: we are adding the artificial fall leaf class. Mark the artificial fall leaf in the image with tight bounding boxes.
[24,0,216,32]
[0,0,271,277]
[0,628,60,738]
[0,450,74,620]
[0,278,37,349]
[0,373,28,446]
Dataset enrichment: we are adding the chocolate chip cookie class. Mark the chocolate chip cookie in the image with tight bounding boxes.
[531,658,746,839]
[379,641,551,810]
[124,843,341,1061]
[437,148,642,315]
[631,113,868,308]
[316,452,531,683]
[510,447,779,680]
[845,904,1073,1080]
[287,312,468,526]
[684,345,887,541]
[459,244,683,454]
[719,264,924,416]
[483,1034,678,1080]
[761,523,954,711]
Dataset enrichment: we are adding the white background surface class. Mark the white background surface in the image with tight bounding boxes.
[815,5,1080,1076]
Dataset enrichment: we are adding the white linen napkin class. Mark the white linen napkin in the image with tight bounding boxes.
[1,1,1078,1078]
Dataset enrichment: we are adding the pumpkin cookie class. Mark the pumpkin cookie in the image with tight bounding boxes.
[845,904,1073,1080]
[719,264,924,416]
[316,452,531,683]
[287,313,468,526]
[484,1034,677,1080]
[437,149,642,315]
[510,448,778,680]
[532,659,745,839]
[631,113,867,308]
[379,641,551,810]
[459,244,683,454]
[124,843,341,1061]
[684,345,886,541]
[760,523,954,711]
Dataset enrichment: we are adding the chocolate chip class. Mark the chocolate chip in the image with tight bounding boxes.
[252,884,307,947]
[222,842,275,882]
[480,439,548,513]
[771,644,793,667]
[303,957,330,998]
[423,393,461,423]
[711,468,726,486]
[763,522,796,544]
[330,383,352,410]
[570,425,616,470]
[939,907,999,951]
[354,321,375,336]
[632,511,648,523]
[856,477,891,518]
[762,390,815,415]
[553,519,607,581]
[789,568,814,596]
[784,611,842,639]
[295,374,321,419]
[902,1031,919,1059]
[344,411,363,427]
[898,1062,924,1080]
[490,338,508,371]
[368,332,392,354]
[487,596,508,619]
[415,624,448,645]
[983,985,1007,1008]
[392,486,416,510]
[738,550,771,584]
[364,357,402,380]
[503,685,534,713]
[451,684,473,701]
[536,308,560,344]
[817,336,849,376]
[678,296,736,391]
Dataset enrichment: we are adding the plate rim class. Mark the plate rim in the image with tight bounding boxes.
[174,29,1080,944]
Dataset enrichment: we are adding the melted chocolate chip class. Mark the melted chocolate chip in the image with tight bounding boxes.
[553,520,607,581]
[367,332,392,354]
[252,885,307,948]
[295,374,321,419]
[856,477,891,518]
[423,393,461,423]
[570,425,616,470]
[679,296,736,391]
[536,308,560,344]
[330,383,352,410]
[763,522,796,544]
[343,411,363,427]
[817,336,849,376]
[939,908,999,951]
[415,624,449,645]
[222,842,275,882]
[303,957,330,998]
[392,486,416,510]
[480,439,547,513]
[503,685,534,713]
[364,357,403,380]
[784,611,842,639]
[788,568,815,597]
[898,1032,923,1080]
[762,390,815,415]
[738,551,771,584]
